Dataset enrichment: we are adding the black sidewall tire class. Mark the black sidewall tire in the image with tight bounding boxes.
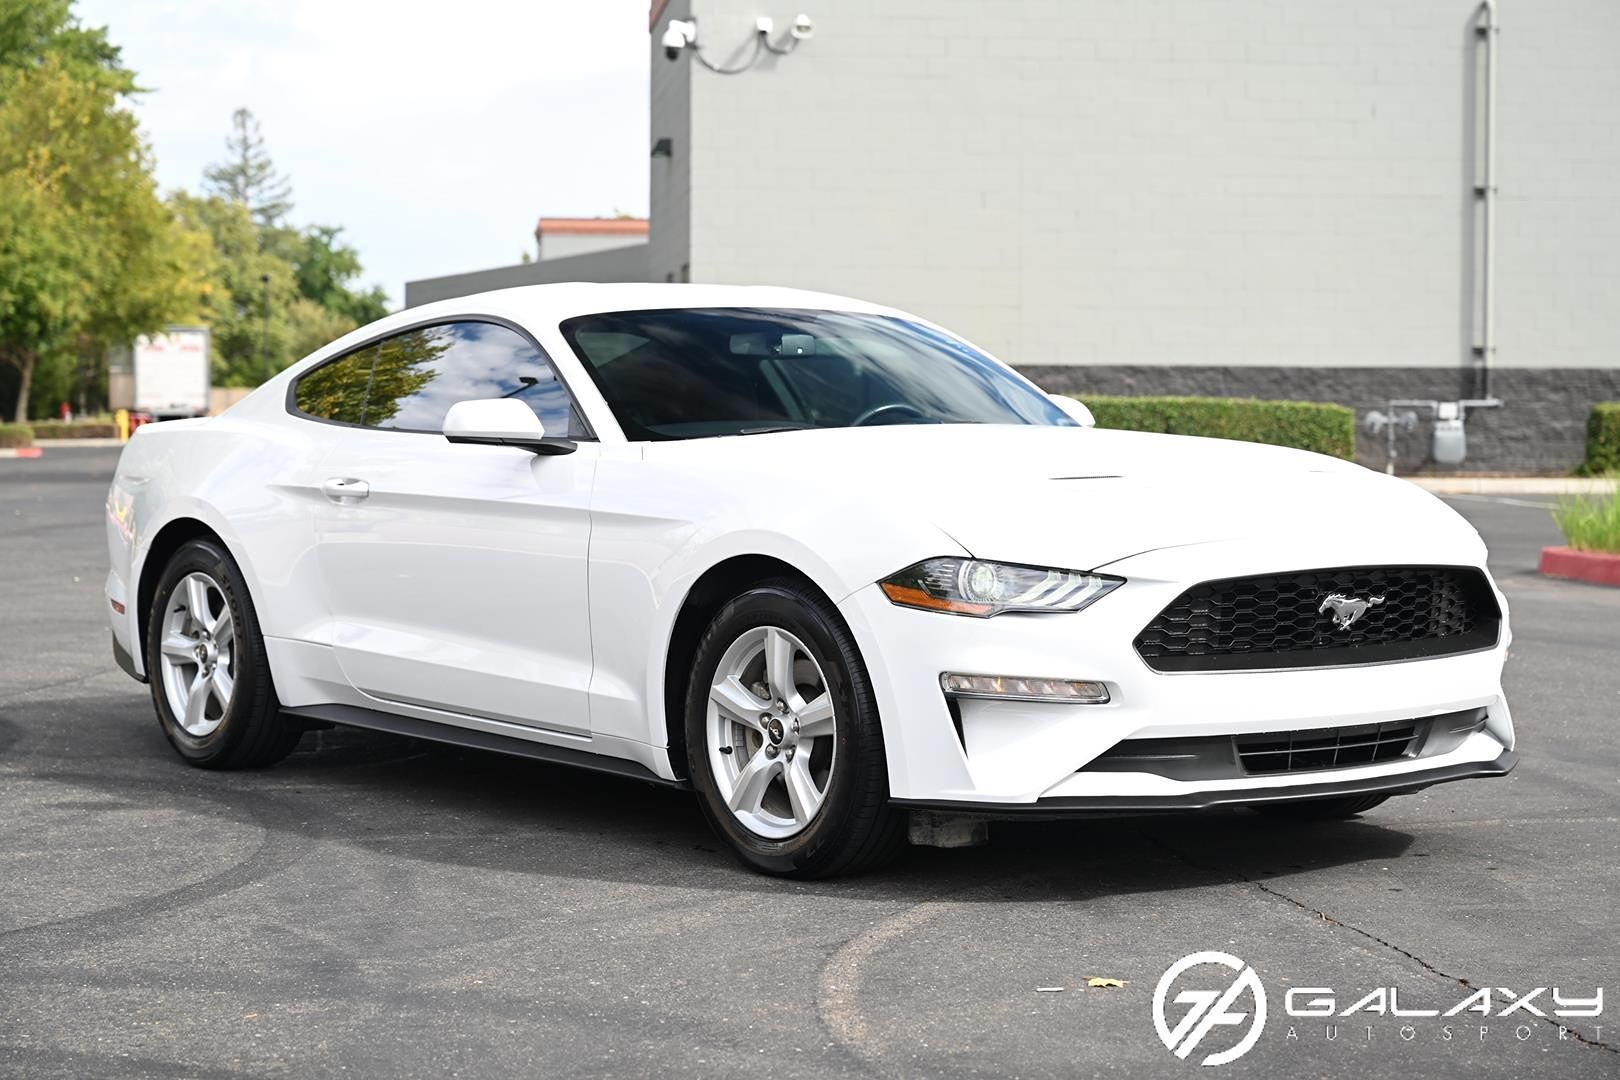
[685,583,901,878]
[145,538,291,768]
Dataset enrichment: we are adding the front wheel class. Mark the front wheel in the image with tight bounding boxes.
[685,580,906,878]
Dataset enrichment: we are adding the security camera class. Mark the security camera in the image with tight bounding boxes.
[662,19,697,60]
[790,13,815,40]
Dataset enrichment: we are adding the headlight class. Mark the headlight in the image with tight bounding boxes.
[879,557,1123,617]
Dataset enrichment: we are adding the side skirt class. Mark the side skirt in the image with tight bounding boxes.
[282,703,691,789]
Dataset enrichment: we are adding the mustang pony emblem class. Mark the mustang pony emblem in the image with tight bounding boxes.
[1318,592,1385,630]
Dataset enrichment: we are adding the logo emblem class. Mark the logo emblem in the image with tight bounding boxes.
[1153,951,1267,1067]
[1318,592,1385,630]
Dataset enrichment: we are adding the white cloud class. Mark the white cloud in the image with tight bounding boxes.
[77,0,651,307]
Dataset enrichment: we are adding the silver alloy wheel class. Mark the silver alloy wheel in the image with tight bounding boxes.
[157,571,236,737]
[706,625,837,839]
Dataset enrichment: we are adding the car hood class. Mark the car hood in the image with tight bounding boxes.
[644,424,1483,572]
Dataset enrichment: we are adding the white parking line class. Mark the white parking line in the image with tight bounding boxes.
[1442,494,1559,510]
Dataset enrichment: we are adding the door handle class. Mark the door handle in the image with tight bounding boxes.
[321,477,370,503]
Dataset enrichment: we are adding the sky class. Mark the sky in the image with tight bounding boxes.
[75,0,652,308]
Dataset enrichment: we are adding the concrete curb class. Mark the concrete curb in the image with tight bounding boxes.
[1407,476,1617,495]
[32,438,125,448]
[1539,546,1620,587]
[0,447,44,459]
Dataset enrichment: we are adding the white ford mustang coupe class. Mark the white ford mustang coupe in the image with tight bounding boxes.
[106,284,1515,876]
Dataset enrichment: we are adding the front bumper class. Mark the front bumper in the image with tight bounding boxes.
[111,631,145,682]
[836,547,1515,808]
[894,750,1517,818]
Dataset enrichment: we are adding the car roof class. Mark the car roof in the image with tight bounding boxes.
[405,282,901,328]
[231,283,927,423]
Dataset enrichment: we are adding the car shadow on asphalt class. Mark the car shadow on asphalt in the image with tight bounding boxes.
[7,694,1416,903]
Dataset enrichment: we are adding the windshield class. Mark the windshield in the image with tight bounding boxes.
[558,308,1073,441]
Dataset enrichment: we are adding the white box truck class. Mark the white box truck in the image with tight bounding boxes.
[133,327,211,419]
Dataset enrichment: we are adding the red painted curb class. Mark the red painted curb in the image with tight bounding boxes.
[1539,546,1620,588]
[1,446,43,458]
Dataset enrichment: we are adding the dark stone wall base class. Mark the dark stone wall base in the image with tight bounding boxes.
[1019,365,1620,474]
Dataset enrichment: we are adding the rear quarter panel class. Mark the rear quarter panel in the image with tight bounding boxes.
[107,412,330,676]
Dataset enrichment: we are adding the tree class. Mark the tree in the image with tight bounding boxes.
[293,225,389,324]
[187,111,387,384]
[203,107,293,228]
[0,0,134,93]
[169,192,297,387]
[0,7,389,413]
[0,54,205,420]
[0,173,89,421]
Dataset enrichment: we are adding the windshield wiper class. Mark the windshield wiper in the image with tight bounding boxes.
[736,424,819,436]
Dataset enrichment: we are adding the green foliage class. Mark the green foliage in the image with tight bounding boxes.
[1553,491,1620,554]
[0,420,32,447]
[1080,395,1356,459]
[0,170,90,415]
[177,113,390,386]
[0,44,207,420]
[170,192,298,387]
[28,417,116,438]
[172,193,390,387]
[0,10,391,414]
[203,107,293,228]
[0,0,134,93]
[291,225,389,325]
[294,327,442,426]
[1581,403,1620,477]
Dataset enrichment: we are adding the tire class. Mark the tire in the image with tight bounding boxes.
[145,538,302,769]
[685,579,906,878]
[1251,793,1391,819]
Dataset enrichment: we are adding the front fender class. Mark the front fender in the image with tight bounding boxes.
[584,454,967,759]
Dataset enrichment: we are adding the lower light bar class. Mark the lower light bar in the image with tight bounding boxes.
[940,672,1110,704]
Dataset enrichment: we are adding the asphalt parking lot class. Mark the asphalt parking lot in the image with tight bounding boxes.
[1,448,1615,1079]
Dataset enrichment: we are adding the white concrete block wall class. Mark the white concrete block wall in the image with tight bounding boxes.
[539,232,647,261]
[1494,0,1620,371]
[650,0,1620,372]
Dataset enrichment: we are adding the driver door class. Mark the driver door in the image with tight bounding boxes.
[300,319,597,737]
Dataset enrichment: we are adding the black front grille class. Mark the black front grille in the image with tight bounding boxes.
[1134,565,1501,672]
[1234,720,1418,774]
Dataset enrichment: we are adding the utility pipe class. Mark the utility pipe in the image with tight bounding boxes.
[1476,0,1499,399]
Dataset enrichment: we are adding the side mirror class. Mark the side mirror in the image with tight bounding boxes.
[1048,393,1096,428]
[443,399,576,455]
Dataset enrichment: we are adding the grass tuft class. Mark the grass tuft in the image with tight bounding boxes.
[1553,491,1620,554]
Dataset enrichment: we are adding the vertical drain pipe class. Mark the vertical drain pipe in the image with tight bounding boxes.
[1475,0,1499,399]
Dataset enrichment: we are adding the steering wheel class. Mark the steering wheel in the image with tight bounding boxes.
[851,402,929,427]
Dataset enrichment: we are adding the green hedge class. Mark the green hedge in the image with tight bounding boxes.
[0,422,33,448]
[1583,403,1620,476]
[27,419,119,440]
[1078,395,1356,460]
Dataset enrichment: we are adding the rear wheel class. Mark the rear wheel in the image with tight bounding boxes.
[685,580,905,878]
[145,538,302,769]
[1251,793,1390,819]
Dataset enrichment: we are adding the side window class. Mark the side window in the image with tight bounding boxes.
[293,321,587,437]
[293,348,374,425]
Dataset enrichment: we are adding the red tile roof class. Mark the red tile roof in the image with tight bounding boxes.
[536,217,649,236]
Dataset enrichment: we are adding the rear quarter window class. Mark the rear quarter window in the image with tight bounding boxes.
[293,349,373,425]
[290,320,587,437]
